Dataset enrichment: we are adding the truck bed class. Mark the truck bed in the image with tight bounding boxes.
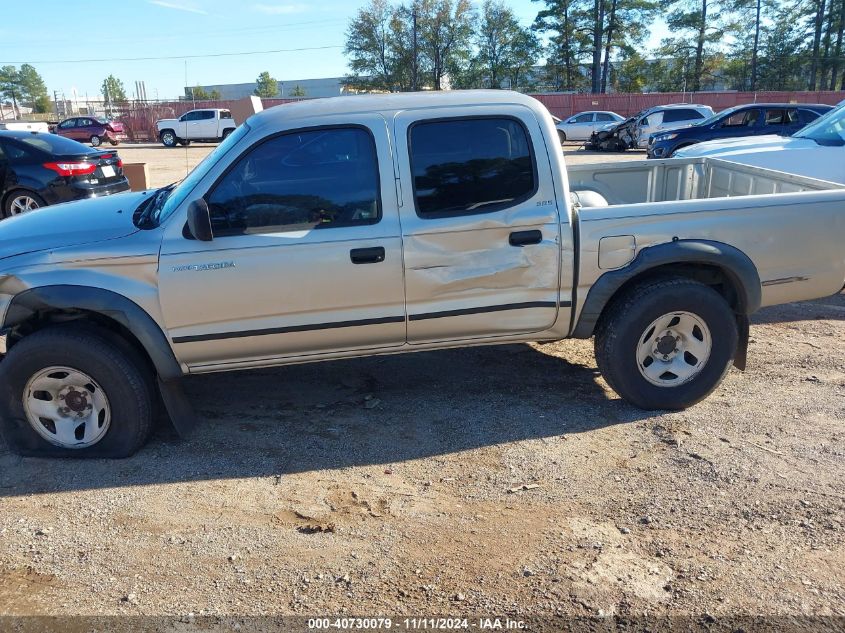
[567,156,844,206]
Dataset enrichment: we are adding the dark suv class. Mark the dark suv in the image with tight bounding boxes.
[647,103,834,159]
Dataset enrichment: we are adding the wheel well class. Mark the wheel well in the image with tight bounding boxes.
[606,263,743,314]
[159,128,175,137]
[5,309,156,376]
[2,187,39,210]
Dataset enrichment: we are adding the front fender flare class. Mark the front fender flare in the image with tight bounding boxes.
[2,285,182,380]
[572,239,762,339]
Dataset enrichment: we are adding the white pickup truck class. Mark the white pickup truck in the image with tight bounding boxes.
[0,90,843,457]
[155,108,236,147]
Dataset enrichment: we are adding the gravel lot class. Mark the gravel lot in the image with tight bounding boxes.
[0,143,843,626]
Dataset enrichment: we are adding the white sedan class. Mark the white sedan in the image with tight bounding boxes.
[555,111,625,142]
[674,101,845,184]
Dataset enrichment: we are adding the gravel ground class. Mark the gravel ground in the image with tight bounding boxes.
[0,146,842,626]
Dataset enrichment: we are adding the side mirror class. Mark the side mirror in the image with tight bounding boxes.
[566,118,576,124]
[187,199,213,241]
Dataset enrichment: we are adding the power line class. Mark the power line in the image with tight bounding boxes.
[1,44,343,65]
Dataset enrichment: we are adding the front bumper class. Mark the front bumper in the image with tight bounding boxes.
[647,142,674,159]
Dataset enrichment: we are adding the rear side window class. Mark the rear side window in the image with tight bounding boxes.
[13,133,88,155]
[0,139,39,161]
[220,110,233,119]
[207,126,381,236]
[199,111,216,120]
[595,113,615,122]
[764,109,787,125]
[662,109,705,123]
[409,117,536,218]
[798,109,821,124]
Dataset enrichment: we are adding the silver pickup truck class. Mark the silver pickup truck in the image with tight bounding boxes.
[0,90,843,458]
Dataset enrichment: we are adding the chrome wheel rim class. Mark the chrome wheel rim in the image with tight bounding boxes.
[90,135,101,146]
[9,195,39,215]
[23,366,111,449]
[162,132,174,145]
[636,311,712,387]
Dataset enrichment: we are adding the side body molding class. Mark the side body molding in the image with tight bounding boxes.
[571,240,762,339]
[3,285,183,380]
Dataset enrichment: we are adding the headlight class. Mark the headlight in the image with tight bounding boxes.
[657,133,679,141]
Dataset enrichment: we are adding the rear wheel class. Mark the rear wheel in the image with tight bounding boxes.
[160,130,177,147]
[0,326,154,458]
[179,139,192,146]
[221,128,233,141]
[90,135,102,147]
[3,190,46,217]
[109,139,120,146]
[557,130,566,144]
[594,277,738,410]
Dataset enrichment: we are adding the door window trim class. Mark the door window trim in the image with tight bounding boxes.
[406,114,540,220]
[201,123,384,238]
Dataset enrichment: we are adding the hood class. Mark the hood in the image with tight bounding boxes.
[0,191,148,261]
[675,134,797,157]
[674,136,845,185]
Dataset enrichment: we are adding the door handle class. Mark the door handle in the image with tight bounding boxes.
[350,246,385,264]
[509,230,543,247]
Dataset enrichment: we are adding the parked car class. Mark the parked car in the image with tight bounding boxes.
[586,104,714,151]
[0,90,843,458]
[0,120,50,133]
[156,109,237,147]
[674,101,845,183]
[55,116,127,147]
[555,111,624,142]
[647,103,833,158]
[0,131,129,217]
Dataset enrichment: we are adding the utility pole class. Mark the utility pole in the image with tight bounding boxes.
[53,90,60,118]
[412,5,419,91]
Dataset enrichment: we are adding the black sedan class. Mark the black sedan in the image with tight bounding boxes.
[0,131,130,217]
[646,103,834,159]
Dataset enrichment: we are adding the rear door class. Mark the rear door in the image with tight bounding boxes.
[196,110,218,138]
[393,108,562,344]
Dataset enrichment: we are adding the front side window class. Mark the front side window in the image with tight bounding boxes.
[207,126,381,236]
[409,117,535,218]
[58,119,75,129]
[573,113,594,123]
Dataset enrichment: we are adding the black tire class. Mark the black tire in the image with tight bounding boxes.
[179,139,192,147]
[221,128,233,141]
[160,129,177,147]
[3,189,46,218]
[109,139,120,146]
[0,326,154,458]
[90,135,102,147]
[594,277,738,410]
[557,129,566,144]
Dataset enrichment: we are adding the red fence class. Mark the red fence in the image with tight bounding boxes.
[115,91,844,141]
[530,90,845,119]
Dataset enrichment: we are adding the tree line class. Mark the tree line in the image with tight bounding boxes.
[344,0,845,93]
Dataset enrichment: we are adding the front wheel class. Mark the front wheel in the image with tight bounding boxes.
[594,278,738,410]
[90,135,102,147]
[0,326,154,457]
[160,130,177,147]
[557,130,566,144]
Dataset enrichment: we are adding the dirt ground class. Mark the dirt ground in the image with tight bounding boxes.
[0,144,843,627]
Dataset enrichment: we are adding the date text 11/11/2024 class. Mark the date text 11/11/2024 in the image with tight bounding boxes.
[307,617,527,630]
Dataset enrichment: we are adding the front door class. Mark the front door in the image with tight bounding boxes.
[158,116,407,370]
[393,108,562,344]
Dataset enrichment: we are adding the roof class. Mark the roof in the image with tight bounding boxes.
[248,90,546,130]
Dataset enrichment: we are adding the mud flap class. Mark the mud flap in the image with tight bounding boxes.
[157,377,199,438]
[733,315,750,371]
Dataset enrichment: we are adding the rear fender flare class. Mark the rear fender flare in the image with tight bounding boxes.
[572,240,762,339]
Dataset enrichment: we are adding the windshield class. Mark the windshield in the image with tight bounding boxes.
[154,122,251,224]
[794,104,845,146]
[694,106,741,127]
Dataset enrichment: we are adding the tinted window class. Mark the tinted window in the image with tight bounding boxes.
[797,109,820,124]
[181,111,200,122]
[663,109,705,123]
[1,139,39,161]
[595,113,615,121]
[723,109,759,127]
[58,119,76,129]
[207,126,380,236]
[764,109,785,125]
[12,133,90,156]
[573,113,594,123]
[409,117,535,218]
[199,111,216,120]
